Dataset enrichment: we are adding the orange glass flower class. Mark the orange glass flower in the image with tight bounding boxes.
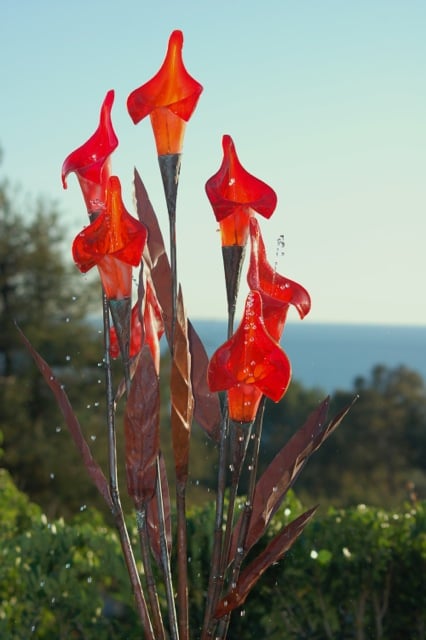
[248,218,311,341]
[127,30,203,155]
[72,176,147,299]
[205,135,277,247]
[207,291,291,423]
[62,90,118,215]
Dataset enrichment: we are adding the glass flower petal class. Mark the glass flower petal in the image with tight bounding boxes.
[205,135,277,223]
[61,90,118,212]
[72,176,147,272]
[205,135,277,246]
[72,176,146,299]
[127,30,203,154]
[208,291,291,422]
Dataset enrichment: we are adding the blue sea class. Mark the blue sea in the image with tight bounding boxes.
[190,321,426,394]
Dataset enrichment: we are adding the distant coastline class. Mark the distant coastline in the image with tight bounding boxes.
[190,320,426,393]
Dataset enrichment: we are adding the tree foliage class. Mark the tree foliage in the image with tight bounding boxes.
[1,469,425,639]
[259,364,426,509]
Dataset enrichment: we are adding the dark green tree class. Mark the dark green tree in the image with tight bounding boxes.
[264,364,426,508]
[0,164,107,517]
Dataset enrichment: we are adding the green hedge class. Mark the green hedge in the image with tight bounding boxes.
[1,468,425,639]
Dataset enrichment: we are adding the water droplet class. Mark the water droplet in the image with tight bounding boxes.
[55,426,62,433]
[90,435,96,441]
[65,317,70,323]
[71,295,77,302]
[65,355,71,362]
[50,473,55,480]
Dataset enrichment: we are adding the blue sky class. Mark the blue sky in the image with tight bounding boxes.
[1,0,425,325]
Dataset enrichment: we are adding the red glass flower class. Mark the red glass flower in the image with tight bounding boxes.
[207,291,291,423]
[127,30,203,155]
[72,176,147,299]
[62,90,118,215]
[205,135,277,247]
[248,218,311,341]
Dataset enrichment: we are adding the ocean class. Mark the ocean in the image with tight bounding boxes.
[190,321,426,394]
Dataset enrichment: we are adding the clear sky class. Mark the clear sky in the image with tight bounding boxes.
[1,0,425,325]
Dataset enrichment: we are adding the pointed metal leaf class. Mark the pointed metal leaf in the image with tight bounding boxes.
[16,325,112,508]
[231,396,356,558]
[171,287,194,483]
[216,507,317,618]
[124,344,160,502]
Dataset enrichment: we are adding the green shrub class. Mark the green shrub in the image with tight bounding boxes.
[1,469,425,639]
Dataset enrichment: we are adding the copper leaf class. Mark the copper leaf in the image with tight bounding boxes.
[124,344,160,503]
[231,396,356,558]
[171,287,194,484]
[17,325,112,509]
[216,507,317,618]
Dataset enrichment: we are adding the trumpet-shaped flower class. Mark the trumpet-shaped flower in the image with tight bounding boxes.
[205,135,277,247]
[127,30,203,155]
[62,90,118,215]
[208,291,291,423]
[72,176,146,299]
[248,218,311,341]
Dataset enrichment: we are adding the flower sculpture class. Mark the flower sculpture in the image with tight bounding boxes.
[62,90,118,217]
[127,29,203,156]
[18,28,352,640]
[248,218,311,340]
[72,175,146,300]
[207,291,291,423]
